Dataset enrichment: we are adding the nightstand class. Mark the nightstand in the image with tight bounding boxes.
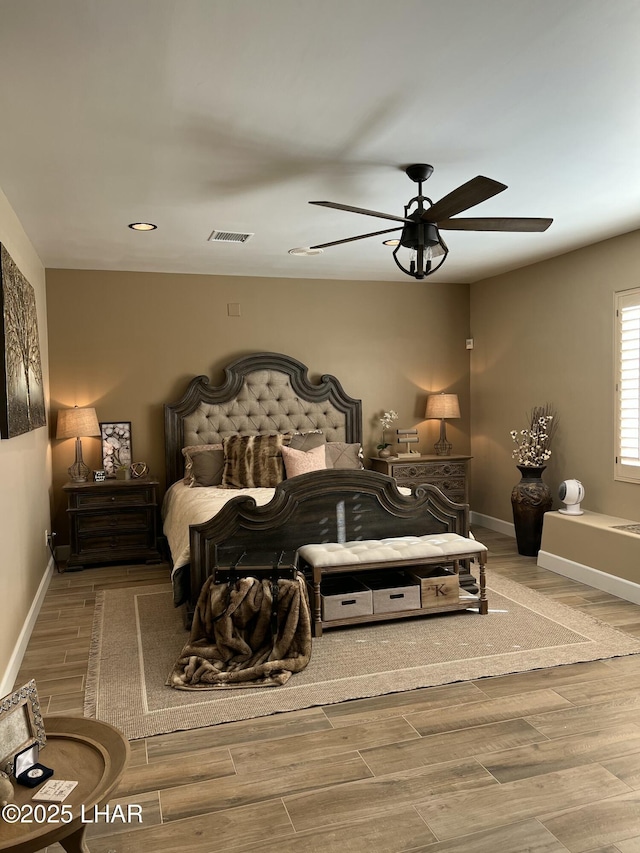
[62,477,162,569]
[369,454,471,503]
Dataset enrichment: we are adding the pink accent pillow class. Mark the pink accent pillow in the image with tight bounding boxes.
[281,444,327,479]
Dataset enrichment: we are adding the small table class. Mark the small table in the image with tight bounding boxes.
[0,716,129,853]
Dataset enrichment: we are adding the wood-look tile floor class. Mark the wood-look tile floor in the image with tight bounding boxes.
[14,526,640,853]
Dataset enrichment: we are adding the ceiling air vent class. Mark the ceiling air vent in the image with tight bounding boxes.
[208,229,254,243]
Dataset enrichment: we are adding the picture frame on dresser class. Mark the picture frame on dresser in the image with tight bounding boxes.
[100,421,132,477]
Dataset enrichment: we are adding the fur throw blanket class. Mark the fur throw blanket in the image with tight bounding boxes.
[167,572,312,689]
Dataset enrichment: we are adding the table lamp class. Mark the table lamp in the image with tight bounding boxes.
[56,406,100,482]
[425,393,460,456]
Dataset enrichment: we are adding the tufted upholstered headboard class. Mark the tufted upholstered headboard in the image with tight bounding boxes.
[164,352,362,487]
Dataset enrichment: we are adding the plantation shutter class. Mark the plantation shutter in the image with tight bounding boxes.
[615,288,640,482]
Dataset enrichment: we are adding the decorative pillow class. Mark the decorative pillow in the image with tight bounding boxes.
[288,431,325,452]
[281,444,327,478]
[221,434,285,488]
[325,442,364,470]
[189,448,225,487]
[182,443,222,483]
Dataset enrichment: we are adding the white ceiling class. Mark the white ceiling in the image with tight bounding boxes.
[1,0,640,284]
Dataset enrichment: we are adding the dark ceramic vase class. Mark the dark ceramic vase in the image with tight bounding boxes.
[511,465,553,556]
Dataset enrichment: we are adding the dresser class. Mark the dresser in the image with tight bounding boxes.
[63,477,162,569]
[369,455,471,504]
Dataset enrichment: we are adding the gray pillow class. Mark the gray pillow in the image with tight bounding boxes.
[288,431,325,452]
[325,442,364,470]
[189,449,225,487]
[181,443,222,483]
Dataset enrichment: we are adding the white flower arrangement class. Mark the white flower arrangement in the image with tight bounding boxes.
[377,410,399,450]
[510,404,557,467]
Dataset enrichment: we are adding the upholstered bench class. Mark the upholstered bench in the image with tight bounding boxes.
[297,533,488,636]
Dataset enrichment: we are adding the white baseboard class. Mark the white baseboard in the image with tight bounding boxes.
[470,511,515,538]
[0,556,55,696]
[537,549,640,605]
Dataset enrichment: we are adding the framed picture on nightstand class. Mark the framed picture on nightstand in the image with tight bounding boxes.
[100,421,132,477]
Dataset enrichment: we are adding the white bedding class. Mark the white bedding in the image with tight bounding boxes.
[162,481,276,575]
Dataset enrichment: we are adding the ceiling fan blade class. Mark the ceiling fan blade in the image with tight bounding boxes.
[310,200,410,224]
[422,176,508,223]
[310,226,402,250]
[439,217,553,232]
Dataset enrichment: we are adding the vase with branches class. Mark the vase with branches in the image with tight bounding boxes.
[510,403,557,468]
[510,403,558,556]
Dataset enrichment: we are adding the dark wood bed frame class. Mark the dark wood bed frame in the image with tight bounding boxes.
[164,352,475,621]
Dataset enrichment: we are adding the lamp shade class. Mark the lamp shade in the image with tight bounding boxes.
[425,393,460,420]
[56,407,100,439]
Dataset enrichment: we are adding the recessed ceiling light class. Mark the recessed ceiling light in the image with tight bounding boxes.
[382,238,400,246]
[288,247,323,256]
[128,222,157,231]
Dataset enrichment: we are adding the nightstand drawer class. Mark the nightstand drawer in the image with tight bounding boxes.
[75,489,154,510]
[422,462,466,479]
[76,509,151,534]
[77,530,154,556]
[393,462,465,483]
[430,483,465,502]
[369,455,470,504]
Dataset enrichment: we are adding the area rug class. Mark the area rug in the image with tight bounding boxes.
[85,572,640,740]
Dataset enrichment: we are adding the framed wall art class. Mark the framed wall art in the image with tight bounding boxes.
[0,679,47,775]
[0,243,46,439]
[100,421,132,477]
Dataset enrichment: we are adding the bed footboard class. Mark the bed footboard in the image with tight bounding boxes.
[186,468,474,618]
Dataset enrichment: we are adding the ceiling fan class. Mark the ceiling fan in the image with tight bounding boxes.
[304,164,553,280]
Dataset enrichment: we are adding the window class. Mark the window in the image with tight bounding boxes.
[615,287,640,482]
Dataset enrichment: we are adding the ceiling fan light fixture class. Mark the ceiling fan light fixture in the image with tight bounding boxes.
[392,222,448,279]
[399,221,440,250]
[429,240,446,259]
[383,238,400,246]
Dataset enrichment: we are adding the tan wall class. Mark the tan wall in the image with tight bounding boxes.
[469,229,640,526]
[46,269,471,541]
[0,187,51,690]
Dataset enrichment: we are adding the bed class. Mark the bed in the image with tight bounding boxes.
[163,352,475,622]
